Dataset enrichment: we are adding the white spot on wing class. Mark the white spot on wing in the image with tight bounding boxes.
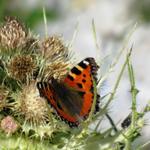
[38,83,42,89]
[83,60,89,65]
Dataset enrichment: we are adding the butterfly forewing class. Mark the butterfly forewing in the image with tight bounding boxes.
[64,58,99,117]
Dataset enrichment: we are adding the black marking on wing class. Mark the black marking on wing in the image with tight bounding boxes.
[37,82,46,97]
[68,75,74,81]
[83,74,86,77]
[90,86,94,93]
[84,57,99,83]
[82,79,86,83]
[77,83,83,89]
[56,102,63,110]
[78,61,88,69]
[95,94,100,113]
[78,91,86,98]
[71,67,82,75]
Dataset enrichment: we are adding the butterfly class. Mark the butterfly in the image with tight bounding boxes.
[37,57,100,127]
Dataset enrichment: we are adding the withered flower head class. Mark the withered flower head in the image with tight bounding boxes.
[41,36,69,61]
[8,55,36,82]
[1,116,18,134]
[17,82,49,125]
[0,17,27,50]
[44,61,70,81]
[41,36,72,80]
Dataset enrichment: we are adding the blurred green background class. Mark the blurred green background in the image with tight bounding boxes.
[0,0,150,30]
[0,0,60,29]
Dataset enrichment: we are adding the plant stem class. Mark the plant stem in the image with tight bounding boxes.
[92,19,101,64]
[43,7,48,38]
[105,48,132,108]
[105,113,118,132]
[137,140,150,150]
[68,22,79,49]
[127,56,138,129]
[125,140,131,150]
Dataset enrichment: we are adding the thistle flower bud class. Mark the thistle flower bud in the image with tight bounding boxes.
[1,116,18,134]
[15,82,49,125]
[44,61,70,81]
[0,17,27,50]
[41,36,72,80]
[8,55,36,82]
[41,36,69,61]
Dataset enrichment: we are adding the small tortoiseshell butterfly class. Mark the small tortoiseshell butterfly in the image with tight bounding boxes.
[37,57,100,127]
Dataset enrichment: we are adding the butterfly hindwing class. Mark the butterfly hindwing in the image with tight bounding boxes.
[37,80,84,125]
[50,78,84,117]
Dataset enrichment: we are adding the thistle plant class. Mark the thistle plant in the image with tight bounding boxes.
[0,16,149,150]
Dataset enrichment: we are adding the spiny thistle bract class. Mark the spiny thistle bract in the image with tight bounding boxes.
[0,16,149,150]
[0,86,9,111]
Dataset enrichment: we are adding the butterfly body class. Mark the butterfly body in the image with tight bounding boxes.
[37,57,100,127]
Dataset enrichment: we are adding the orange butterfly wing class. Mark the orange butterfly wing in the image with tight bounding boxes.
[37,82,78,124]
[37,57,99,127]
[64,58,99,117]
